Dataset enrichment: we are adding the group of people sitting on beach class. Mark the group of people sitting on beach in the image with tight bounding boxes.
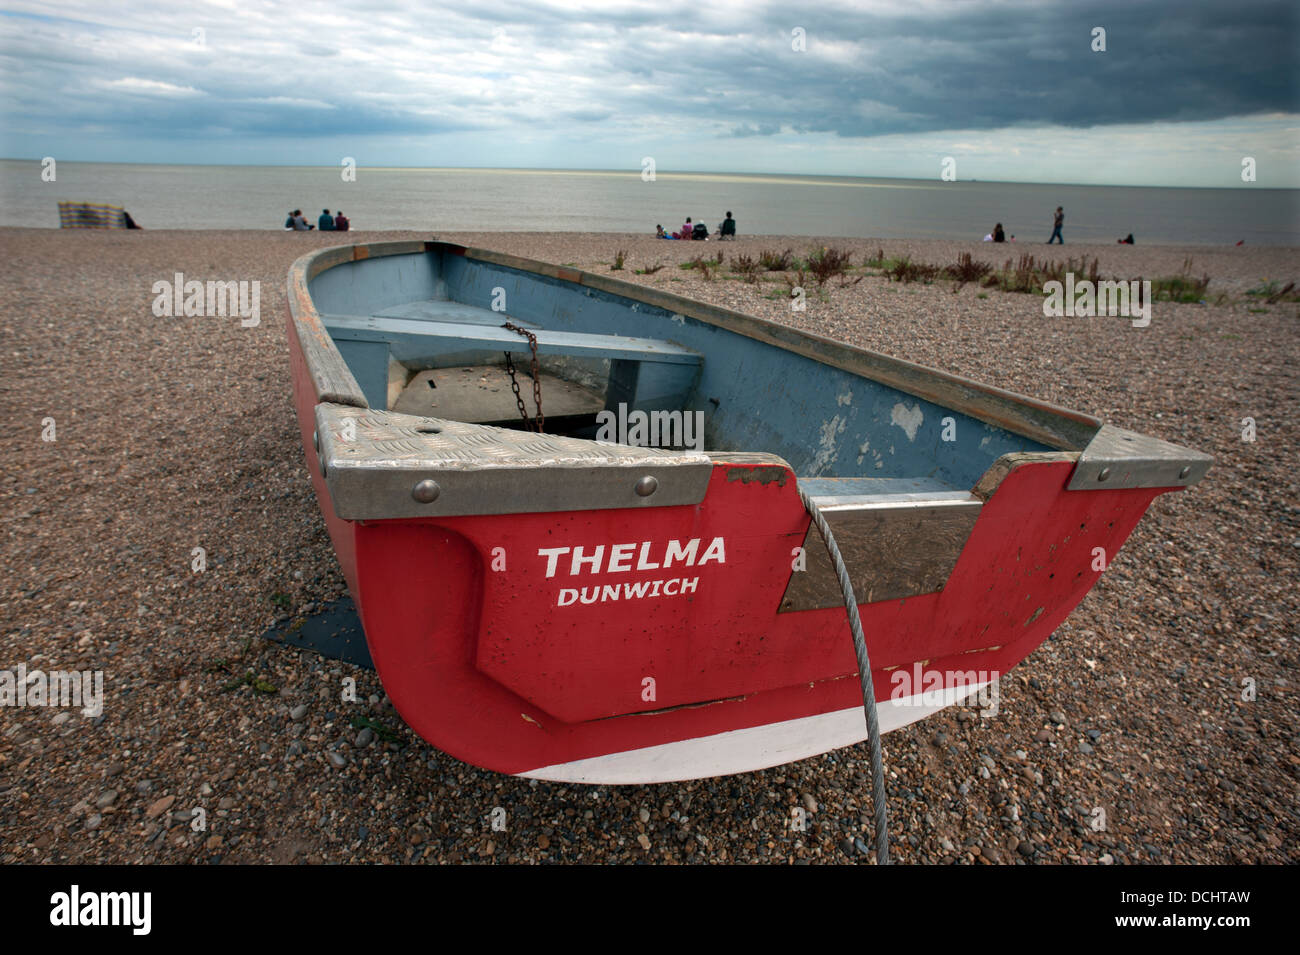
[284,208,350,231]
[657,212,737,241]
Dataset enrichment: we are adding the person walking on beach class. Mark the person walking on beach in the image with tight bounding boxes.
[1047,206,1064,244]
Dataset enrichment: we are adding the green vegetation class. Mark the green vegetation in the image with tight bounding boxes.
[863,247,888,268]
[1150,258,1211,303]
[350,714,404,744]
[758,248,795,271]
[1245,279,1299,303]
[884,256,941,284]
[806,247,855,287]
[220,671,277,694]
[730,254,762,284]
[680,253,723,279]
[945,252,993,287]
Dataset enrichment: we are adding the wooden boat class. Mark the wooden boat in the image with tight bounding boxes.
[287,240,1210,784]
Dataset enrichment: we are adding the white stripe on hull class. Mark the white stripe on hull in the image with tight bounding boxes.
[519,681,991,784]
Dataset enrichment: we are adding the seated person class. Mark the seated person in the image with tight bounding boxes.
[334,211,350,231]
[719,212,736,239]
[1118,233,1134,244]
[319,209,335,231]
[292,210,314,230]
[680,218,694,239]
[992,223,1006,243]
[656,224,666,238]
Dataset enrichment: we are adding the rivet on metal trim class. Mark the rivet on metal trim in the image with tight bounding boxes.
[412,479,441,503]
[634,476,658,497]
[1097,467,1111,482]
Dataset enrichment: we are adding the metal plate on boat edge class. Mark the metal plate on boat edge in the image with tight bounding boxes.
[779,496,982,612]
[1067,424,1212,491]
[314,404,712,519]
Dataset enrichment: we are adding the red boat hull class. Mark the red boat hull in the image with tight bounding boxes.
[291,305,1170,781]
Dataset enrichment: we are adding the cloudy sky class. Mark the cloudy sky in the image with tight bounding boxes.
[1,0,1297,186]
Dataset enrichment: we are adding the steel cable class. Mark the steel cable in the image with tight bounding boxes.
[798,486,889,865]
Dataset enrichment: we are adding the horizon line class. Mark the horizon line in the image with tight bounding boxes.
[0,157,1288,192]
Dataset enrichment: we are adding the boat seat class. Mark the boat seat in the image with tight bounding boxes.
[320,310,702,413]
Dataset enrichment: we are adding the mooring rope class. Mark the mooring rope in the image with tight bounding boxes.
[798,486,889,865]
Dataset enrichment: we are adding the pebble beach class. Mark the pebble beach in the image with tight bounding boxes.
[1,227,1296,865]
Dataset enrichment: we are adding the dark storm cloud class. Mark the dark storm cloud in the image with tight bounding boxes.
[1,0,1295,152]
[610,0,1299,138]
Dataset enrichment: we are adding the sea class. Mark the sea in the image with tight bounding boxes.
[2,160,1297,245]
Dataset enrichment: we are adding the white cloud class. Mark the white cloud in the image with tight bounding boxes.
[98,77,202,96]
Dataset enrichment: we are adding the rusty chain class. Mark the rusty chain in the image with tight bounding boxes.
[501,322,544,432]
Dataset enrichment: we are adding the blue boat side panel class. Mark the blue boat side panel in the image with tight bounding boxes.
[334,339,390,409]
[435,257,1050,488]
[308,253,443,317]
[608,359,704,412]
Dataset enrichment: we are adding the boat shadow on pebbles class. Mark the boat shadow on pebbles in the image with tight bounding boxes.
[263,598,374,670]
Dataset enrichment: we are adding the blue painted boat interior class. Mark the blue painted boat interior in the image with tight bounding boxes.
[308,248,1053,490]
